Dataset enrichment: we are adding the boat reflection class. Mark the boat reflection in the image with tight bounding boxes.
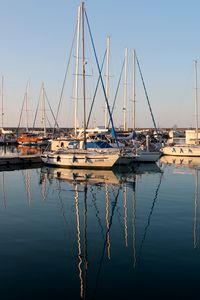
[39,163,163,298]
[41,166,140,186]
[160,155,200,169]
[160,155,200,249]
[41,163,162,187]
[17,145,43,155]
[41,166,125,186]
[131,162,162,174]
[0,145,44,156]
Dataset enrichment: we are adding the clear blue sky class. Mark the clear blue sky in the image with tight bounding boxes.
[0,0,200,128]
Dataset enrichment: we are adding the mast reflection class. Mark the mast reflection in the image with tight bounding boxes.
[40,163,162,298]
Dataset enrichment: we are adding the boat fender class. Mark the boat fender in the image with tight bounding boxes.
[57,155,61,162]
[72,156,76,162]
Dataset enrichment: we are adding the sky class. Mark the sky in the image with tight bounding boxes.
[0,0,200,129]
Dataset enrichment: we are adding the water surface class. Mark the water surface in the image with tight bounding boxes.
[0,157,200,299]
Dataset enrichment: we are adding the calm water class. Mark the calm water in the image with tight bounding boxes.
[1,154,200,299]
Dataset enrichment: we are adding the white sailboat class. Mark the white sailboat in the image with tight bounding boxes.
[41,2,124,169]
[162,60,200,157]
[130,50,161,162]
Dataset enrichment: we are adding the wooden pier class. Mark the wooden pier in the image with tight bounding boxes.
[0,155,43,167]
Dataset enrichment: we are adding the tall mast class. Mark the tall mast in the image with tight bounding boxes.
[123,48,128,131]
[105,36,110,129]
[194,60,198,143]
[1,76,4,129]
[25,81,30,132]
[81,1,87,149]
[41,82,46,136]
[74,5,81,138]
[132,50,136,130]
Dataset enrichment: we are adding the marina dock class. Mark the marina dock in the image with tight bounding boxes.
[0,154,42,167]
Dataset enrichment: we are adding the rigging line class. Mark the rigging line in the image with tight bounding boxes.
[135,54,158,135]
[123,186,128,247]
[32,84,43,128]
[45,114,52,129]
[75,183,84,299]
[116,206,125,234]
[108,58,125,128]
[90,186,105,241]
[57,183,74,258]
[85,10,118,147]
[93,186,120,299]
[17,81,29,134]
[86,50,107,129]
[44,90,59,129]
[137,172,163,265]
[53,20,78,136]
[105,184,111,259]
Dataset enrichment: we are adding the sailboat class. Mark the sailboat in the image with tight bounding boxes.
[110,50,161,163]
[161,60,200,156]
[41,2,127,169]
[131,50,161,162]
[17,82,50,147]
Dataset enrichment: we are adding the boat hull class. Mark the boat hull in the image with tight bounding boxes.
[132,151,161,162]
[161,145,200,157]
[41,150,120,169]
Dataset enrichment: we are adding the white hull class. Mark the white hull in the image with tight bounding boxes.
[161,145,200,157]
[41,149,120,169]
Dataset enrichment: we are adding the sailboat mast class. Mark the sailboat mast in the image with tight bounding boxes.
[1,76,4,129]
[105,36,110,129]
[132,50,136,130]
[123,48,128,131]
[194,60,198,143]
[41,82,46,136]
[75,5,81,138]
[81,1,87,149]
[25,81,30,132]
